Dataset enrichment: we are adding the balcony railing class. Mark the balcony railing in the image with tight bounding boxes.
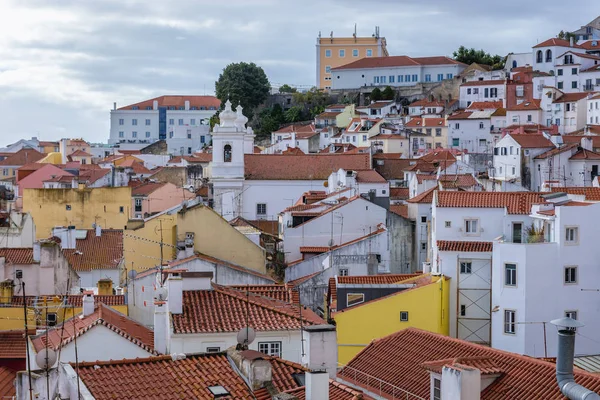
[584,84,595,91]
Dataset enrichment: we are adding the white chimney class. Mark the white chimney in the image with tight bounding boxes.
[185,100,190,111]
[441,365,481,400]
[581,137,593,151]
[82,292,95,317]
[71,178,78,189]
[153,301,169,354]
[153,100,158,110]
[305,371,329,400]
[302,324,338,378]
[33,242,41,263]
[166,273,183,315]
[570,36,574,47]
[95,224,102,237]
[113,102,117,111]
[290,132,296,148]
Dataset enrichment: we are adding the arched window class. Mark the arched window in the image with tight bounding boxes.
[224,144,232,162]
[512,60,517,69]
[536,50,543,63]
[545,49,552,62]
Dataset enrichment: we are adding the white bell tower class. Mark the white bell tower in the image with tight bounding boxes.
[211,100,252,221]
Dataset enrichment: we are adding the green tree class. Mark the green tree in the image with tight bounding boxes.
[452,46,505,69]
[215,62,270,121]
[292,87,331,118]
[284,106,304,123]
[382,86,395,100]
[557,30,577,42]
[370,87,382,102]
[209,112,220,130]
[278,84,297,93]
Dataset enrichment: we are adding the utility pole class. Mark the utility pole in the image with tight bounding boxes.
[22,282,33,400]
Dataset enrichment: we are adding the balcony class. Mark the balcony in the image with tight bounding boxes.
[584,84,595,92]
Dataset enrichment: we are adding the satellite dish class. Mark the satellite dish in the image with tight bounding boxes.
[236,327,256,346]
[155,286,168,301]
[127,270,137,280]
[35,348,57,370]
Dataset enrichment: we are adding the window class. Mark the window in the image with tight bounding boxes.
[352,49,358,57]
[258,342,281,357]
[420,216,427,223]
[46,313,57,327]
[545,49,552,62]
[362,134,367,141]
[464,219,478,234]
[389,75,395,83]
[380,76,386,84]
[454,123,459,129]
[374,76,379,84]
[398,75,403,83]
[572,67,578,75]
[119,131,124,138]
[484,88,489,98]
[325,65,331,73]
[565,227,578,244]
[135,198,142,212]
[187,147,192,154]
[339,49,345,57]
[66,205,71,211]
[412,74,418,82]
[473,88,479,94]
[206,347,220,353]
[467,88,472,95]
[564,266,577,284]
[256,203,267,216]
[366,49,372,57]
[491,88,498,97]
[178,118,184,125]
[527,114,532,122]
[400,311,409,321]
[565,311,578,320]
[421,242,427,250]
[433,378,441,400]
[479,122,484,129]
[452,138,460,147]
[119,206,124,213]
[405,74,410,82]
[447,73,453,79]
[437,73,444,81]
[460,305,466,316]
[325,49,331,57]
[132,131,137,138]
[200,135,206,143]
[504,310,516,334]
[460,262,472,274]
[132,119,137,126]
[224,144,232,162]
[145,131,151,138]
[190,118,196,125]
[187,130,192,139]
[445,221,451,228]
[558,81,564,89]
[536,50,543,63]
[339,268,349,276]
[426,128,432,135]
[145,119,151,126]
[118,118,124,126]
[169,118,174,125]
[572,81,578,89]
[479,139,487,147]
[435,128,442,136]
[347,293,365,307]
[425,74,431,82]
[512,166,516,175]
[505,264,517,286]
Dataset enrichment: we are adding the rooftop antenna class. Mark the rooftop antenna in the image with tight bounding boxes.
[353,23,357,41]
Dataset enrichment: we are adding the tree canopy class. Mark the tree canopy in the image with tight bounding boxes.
[278,84,297,93]
[215,62,270,120]
[557,30,577,42]
[382,86,395,101]
[452,46,505,69]
[370,87,382,102]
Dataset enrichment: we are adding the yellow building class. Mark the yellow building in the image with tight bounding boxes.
[124,202,267,274]
[316,29,388,89]
[331,274,449,364]
[38,141,60,154]
[22,186,132,239]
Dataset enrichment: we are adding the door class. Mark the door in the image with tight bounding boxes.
[512,222,523,243]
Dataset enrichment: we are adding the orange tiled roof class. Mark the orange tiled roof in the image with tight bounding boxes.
[244,154,370,180]
[375,159,415,180]
[118,95,220,111]
[467,101,503,110]
[11,295,125,307]
[506,99,541,111]
[533,37,583,48]
[131,181,165,196]
[405,117,446,128]
[509,134,555,148]
[437,191,546,214]
[0,367,16,400]
[409,99,446,108]
[0,331,26,359]
[550,187,600,201]
[0,248,34,264]
[570,148,600,160]
[61,229,123,272]
[0,148,44,166]
[553,92,592,103]
[437,240,493,252]
[389,187,409,200]
[333,56,463,71]
[355,169,387,183]
[69,150,92,157]
[171,284,324,334]
[407,187,437,204]
[316,111,341,119]
[228,285,299,304]
[389,204,408,218]
[438,174,478,189]
[535,143,579,159]
[31,304,155,353]
[339,327,600,399]
[422,356,503,375]
[274,122,316,134]
[77,353,254,399]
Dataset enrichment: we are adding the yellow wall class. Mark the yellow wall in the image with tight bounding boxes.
[317,37,387,89]
[38,152,62,164]
[114,155,142,166]
[124,204,266,274]
[333,275,449,364]
[1,167,15,178]
[336,105,357,128]
[23,187,132,239]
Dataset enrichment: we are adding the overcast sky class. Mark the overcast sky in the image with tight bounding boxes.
[0,0,596,145]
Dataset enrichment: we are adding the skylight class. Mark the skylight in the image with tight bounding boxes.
[208,386,230,398]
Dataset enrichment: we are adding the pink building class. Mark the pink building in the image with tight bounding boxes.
[131,182,196,219]
[16,163,74,196]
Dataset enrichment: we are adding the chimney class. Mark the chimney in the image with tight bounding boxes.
[305,371,329,400]
[290,132,296,148]
[166,273,183,315]
[71,179,78,189]
[33,242,41,263]
[95,224,102,237]
[97,279,112,295]
[550,317,600,400]
[0,280,14,304]
[440,365,481,400]
[113,102,117,111]
[185,100,190,111]
[153,301,169,354]
[302,324,338,378]
[228,348,273,391]
[82,292,95,317]
[581,137,593,152]
[570,37,574,47]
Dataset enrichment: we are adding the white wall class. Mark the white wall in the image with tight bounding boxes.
[448,118,492,153]
[588,96,600,125]
[459,83,505,108]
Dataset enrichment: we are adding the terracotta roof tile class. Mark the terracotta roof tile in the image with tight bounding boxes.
[374,159,415,180]
[244,154,370,180]
[405,117,446,128]
[299,246,330,253]
[0,331,26,359]
[0,148,44,166]
[570,148,600,160]
[389,187,409,200]
[409,99,447,108]
[118,95,220,111]
[506,99,541,111]
[550,187,600,201]
[171,284,324,334]
[228,285,298,304]
[389,204,408,219]
[316,111,341,119]
[69,150,92,157]
[0,367,16,399]
[31,303,155,354]
[11,294,125,307]
[437,191,546,214]
[553,92,592,103]
[61,229,123,272]
[407,187,437,204]
[509,134,555,148]
[333,56,462,70]
[77,353,254,399]
[467,101,504,110]
[131,181,165,196]
[274,122,316,134]
[438,174,479,189]
[339,327,600,399]
[437,240,493,252]
[355,170,387,183]
[422,356,503,375]
[533,37,583,48]
[535,143,579,159]
[0,248,34,264]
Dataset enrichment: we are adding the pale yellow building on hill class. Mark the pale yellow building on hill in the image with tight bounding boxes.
[22,186,132,239]
[124,201,267,275]
[316,28,388,89]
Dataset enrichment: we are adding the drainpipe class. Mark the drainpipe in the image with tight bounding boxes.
[550,317,600,400]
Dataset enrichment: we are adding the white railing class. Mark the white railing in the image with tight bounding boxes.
[337,363,426,400]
